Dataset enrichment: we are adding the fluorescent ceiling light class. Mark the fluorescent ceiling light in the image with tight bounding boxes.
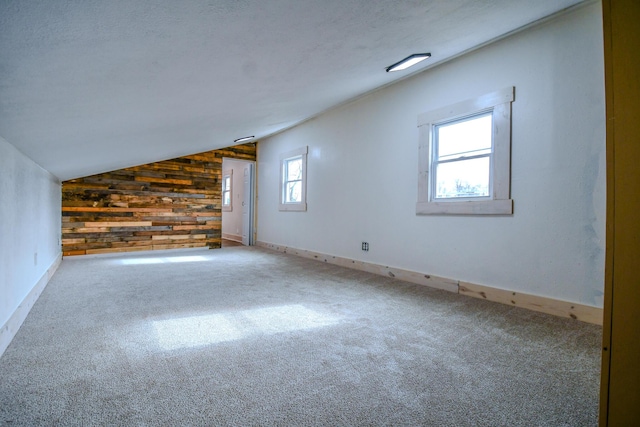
[234,136,254,143]
[385,53,431,72]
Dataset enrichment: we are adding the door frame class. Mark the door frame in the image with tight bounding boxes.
[221,157,256,246]
[241,161,256,246]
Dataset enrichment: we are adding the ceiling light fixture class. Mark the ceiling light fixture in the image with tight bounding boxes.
[234,136,255,143]
[385,53,431,72]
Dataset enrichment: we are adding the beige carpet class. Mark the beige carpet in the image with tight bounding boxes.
[0,246,602,426]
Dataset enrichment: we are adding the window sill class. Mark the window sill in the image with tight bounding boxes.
[416,199,513,215]
[279,202,307,212]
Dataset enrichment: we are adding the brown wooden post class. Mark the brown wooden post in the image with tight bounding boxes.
[599,0,640,424]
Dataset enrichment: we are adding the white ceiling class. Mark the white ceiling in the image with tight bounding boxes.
[0,0,586,180]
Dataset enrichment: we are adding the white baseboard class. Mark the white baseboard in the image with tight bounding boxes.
[0,252,62,358]
[256,241,603,325]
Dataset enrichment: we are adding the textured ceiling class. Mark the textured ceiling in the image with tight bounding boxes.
[0,0,586,180]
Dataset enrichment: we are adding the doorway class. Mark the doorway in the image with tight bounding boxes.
[221,158,255,246]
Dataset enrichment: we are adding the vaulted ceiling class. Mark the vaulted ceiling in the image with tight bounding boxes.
[0,0,586,180]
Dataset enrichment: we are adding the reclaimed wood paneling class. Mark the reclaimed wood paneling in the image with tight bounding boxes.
[61,143,256,256]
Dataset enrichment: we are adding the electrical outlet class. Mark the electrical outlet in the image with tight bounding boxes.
[362,242,369,251]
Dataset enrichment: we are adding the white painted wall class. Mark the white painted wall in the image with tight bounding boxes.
[0,137,61,343]
[257,3,606,307]
[222,158,249,241]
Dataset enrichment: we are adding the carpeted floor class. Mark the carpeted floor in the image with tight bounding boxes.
[0,246,601,426]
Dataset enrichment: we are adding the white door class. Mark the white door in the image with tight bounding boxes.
[241,163,254,246]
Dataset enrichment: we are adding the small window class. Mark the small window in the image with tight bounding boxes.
[279,146,307,211]
[284,157,303,203]
[417,87,514,215]
[222,170,232,212]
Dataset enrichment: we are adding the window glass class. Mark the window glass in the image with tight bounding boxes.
[279,147,307,211]
[284,157,303,203]
[435,157,490,198]
[437,113,492,160]
[433,112,492,199]
[222,172,232,211]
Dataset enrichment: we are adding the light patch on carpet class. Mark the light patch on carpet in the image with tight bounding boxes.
[153,313,244,349]
[118,255,208,265]
[242,305,340,333]
[152,304,340,350]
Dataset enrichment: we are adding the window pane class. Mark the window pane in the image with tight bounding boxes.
[435,157,490,199]
[285,181,301,203]
[437,113,492,161]
[223,176,230,190]
[223,191,231,206]
[286,157,302,181]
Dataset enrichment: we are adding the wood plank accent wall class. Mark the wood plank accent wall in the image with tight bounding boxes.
[61,143,256,256]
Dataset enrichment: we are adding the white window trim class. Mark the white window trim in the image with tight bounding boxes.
[279,146,308,212]
[222,169,232,212]
[416,87,514,215]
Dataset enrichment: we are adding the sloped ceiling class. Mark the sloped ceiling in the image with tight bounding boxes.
[0,0,586,180]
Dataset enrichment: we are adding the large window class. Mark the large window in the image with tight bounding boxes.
[222,170,232,212]
[417,87,514,215]
[279,146,308,211]
[433,112,492,199]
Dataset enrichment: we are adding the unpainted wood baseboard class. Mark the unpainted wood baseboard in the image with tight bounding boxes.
[459,282,603,325]
[0,252,62,358]
[222,233,242,243]
[256,241,603,325]
[257,242,458,293]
